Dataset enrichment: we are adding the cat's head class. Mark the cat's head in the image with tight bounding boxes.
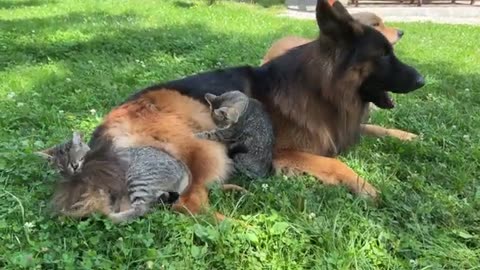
[204,90,249,129]
[36,131,90,176]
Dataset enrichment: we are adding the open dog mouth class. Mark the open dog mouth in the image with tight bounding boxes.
[374,91,395,109]
[373,91,395,109]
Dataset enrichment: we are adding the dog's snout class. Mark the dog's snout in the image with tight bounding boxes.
[397,30,404,37]
[415,75,425,88]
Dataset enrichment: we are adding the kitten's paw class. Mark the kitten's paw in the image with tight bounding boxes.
[107,209,140,224]
[107,212,126,224]
[195,132,207,139]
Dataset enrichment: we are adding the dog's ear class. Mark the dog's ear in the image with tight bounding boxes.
[204,93,217,109]
[331,1,352,19]
[315,0,361,42]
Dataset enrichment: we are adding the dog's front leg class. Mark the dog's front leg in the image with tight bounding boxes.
[361,124,418,141]
[273,149,378,198]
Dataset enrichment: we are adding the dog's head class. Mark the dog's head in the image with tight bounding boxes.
[315,0,424,109]
[352,12,403,45]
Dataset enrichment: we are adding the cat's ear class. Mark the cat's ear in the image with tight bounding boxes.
[204,93,217,108]
[215,107,240,123]
[230,90,244,96]
[35,149,53,161]
[72,131,90,153]
[213,107,226,118]
[72,131,83,145]
[236,97,249,115]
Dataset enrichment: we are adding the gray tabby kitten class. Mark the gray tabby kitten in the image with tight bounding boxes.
[196,90,274,179]
[108,146,190,223]
[37,132,191,223]
[36,131,90,177]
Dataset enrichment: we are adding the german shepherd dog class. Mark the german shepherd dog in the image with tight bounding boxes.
[262,4,417,141]
[50,0,425,220]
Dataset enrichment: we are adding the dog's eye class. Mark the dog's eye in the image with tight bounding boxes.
[382,46,392,57]
[371,22,380,27]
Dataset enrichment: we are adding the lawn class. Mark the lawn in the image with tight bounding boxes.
[1,0,479,269]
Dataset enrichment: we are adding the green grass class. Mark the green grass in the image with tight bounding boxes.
[1,0,479,268]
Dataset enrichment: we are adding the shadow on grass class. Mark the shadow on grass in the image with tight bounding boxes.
[237,0,285,8]
[0,0,52,9]
[173,0,196,8]
[1,10,285,72]
[0,12,135,35]
[0,10,282,139]
[2,7,479,245]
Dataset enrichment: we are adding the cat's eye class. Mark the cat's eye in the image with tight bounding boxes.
[213,110,225,120]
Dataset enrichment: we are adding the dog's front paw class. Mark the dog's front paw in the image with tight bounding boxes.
[389,129,418,141]
[348,176,379,200]
[358,182,379,200]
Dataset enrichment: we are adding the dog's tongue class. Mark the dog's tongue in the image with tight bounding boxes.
[384,92,394,108]
[375,92,395,109]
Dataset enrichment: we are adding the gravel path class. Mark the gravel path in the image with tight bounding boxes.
[281,5,480,25]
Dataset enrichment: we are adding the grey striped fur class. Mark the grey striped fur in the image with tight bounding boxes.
[37,132,191,222]
[108,146,191,223]
[196,90,274,179]
[36,131,91,177]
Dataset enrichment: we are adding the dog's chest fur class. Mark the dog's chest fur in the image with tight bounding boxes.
[264,87,368,157]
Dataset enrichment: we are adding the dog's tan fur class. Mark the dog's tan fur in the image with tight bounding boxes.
[46,0,424,221]
[262,12,403,65]
[102,90,234,217]
[261,11,417,142]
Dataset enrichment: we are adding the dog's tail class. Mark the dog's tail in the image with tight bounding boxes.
[273,149,378,198]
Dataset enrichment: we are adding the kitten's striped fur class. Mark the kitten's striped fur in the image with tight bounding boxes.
[38,132,191,222]
[36,131,90,177]
[196,91,275,179]
[108,146,191,223]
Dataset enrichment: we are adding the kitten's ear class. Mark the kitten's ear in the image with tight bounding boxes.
[204,93,217,108]
[213,107,226,118]
[215,107,240,123]
[236,96,249,114]
[72,131,83,145]
[227,108,241,123]
[35,149,53,161]
[230,90,244,96]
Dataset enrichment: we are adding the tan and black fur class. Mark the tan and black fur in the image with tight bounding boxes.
[49,0,425,220]
[261,2,416,142]
[261,11,404,66]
